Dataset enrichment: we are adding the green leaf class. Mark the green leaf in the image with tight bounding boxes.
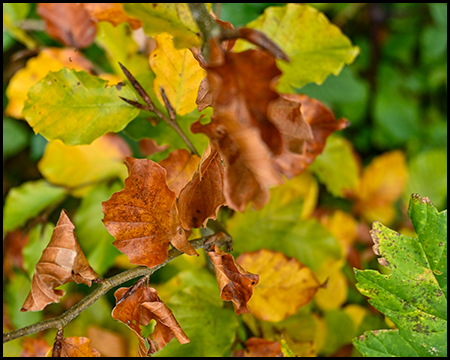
[22,222,54,279]
[3,117,29,160]
[353,194,447,357]
[310,135,360,198]
[234,3,359,92]
[228,173,343,283]
[154,270,238,357]
[3,180,66,237]
[23,68,139,145]
[122,3,203,49]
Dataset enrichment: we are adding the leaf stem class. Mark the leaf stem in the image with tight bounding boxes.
[118,62,199,156]
[2,233,231,344]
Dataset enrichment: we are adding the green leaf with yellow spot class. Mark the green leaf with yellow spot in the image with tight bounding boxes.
[23,68,139,145]
[234,4,359,92]
[353,194,447,357]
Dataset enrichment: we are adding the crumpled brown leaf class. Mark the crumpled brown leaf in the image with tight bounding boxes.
[21,210,98,312]
[207,244,259,315]
[273,94,349,179]
[37,3,97,48]
[234,337,282,357]
[102,157,197,268]
[112,284,189,355]
[178,143,226,229]
[57,337,100,357]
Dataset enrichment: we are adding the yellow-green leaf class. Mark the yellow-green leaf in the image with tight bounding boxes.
[234,4,360,92]
[23,68,139,145]
[150,33,206,115]
[122,3,202,49]
[38,134,131,197]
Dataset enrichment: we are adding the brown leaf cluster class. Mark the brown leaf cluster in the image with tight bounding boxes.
[112,284,189,355]
[54,337,100,357]
[193,39,349,211]
[208,244,259,315]
[21,210,98,312]
[102,150,227,268]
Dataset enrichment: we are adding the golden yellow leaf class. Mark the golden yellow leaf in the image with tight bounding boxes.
[237,249,320,322]
[356,150,408,225]
[314,270,348,311]
[5,47,92,119]
[38,134,131,197]
[150,33,206,115]
[318,210,358,254]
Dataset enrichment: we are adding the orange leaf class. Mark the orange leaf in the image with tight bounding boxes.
[178,143,226,228]
[81,3,142,29]
[158,149,200,197]
[21,210,98,312]
[37,3,97,48]
[102,157,197,268]
[112,285,189,355]
[59,337,100,357]
[207,244,259,315]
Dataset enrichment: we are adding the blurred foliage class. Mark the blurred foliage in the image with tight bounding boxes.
[3,3,447,357]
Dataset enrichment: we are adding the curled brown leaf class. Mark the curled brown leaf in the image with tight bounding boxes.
[21,210,97,312]
[112,285,189,355]
[207,244,259,315]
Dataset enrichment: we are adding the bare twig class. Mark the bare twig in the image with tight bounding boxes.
[118,62,199,156]
[52,328,64,357]
[3,233,232,344]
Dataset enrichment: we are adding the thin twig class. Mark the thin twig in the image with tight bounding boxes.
[118,62,199,156]
[52,328,64,357]
[3,233,232,344]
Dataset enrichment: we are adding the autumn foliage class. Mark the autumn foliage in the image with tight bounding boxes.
[3,2,446,358]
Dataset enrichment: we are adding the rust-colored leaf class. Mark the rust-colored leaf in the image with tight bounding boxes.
[158,149,200,197]
[112,285,189,355]
[192,40,288,212]
[102,157,175,268]
[178,143,226,228]
[168,203,197,256]
[234,337,282,357]
[207,244,259,315]
[21,210,98,312]
[37,3,97,48]
[81,3,142,29]
[58,337,100,357]
[274,94,349,178]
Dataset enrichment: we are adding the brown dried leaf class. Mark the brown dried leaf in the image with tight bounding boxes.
[168,203,197,256]
[274,94,349,178]
[59,337,100,357]
[191,40,286,212]
[112,285,189,355]
[178,143,226,228]
[37,3,97,48]
[139,138,168,157]
[81,3,142,29]
[102,157,178,268]
[158,149,200,197]
[21,210,98,312]
[234,337,282,357]
[207,244,259,315]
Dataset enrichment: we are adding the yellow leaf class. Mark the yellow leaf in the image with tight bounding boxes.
[314,270,348,311]
[38,134,131,197]
[150,33,206,115]
[356,150,408,225]
[5,47,92,119]
[237,249,320,322]
[318,210,358,254]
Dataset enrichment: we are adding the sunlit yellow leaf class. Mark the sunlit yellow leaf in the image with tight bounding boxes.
[314,270,348,311]
[150,33,206,115]
[5,48,92,119]
[356,150,408,225]
[318,210,358,254]
[237,249,320,322]
[38,134,131,197]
